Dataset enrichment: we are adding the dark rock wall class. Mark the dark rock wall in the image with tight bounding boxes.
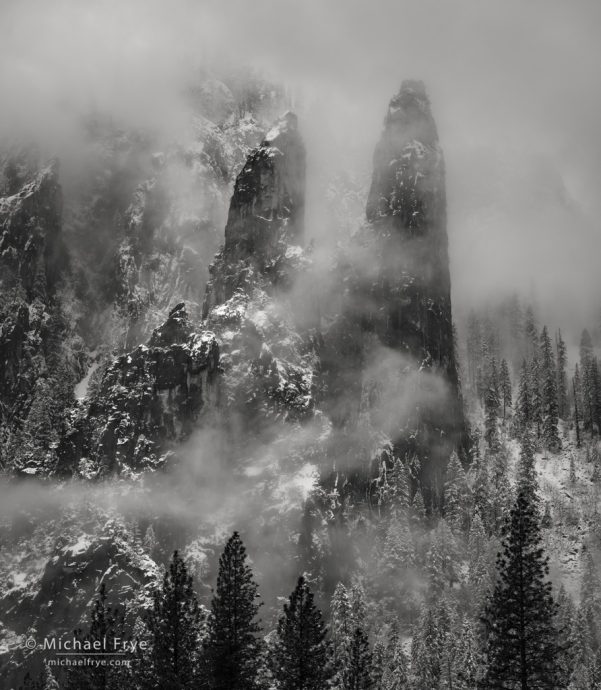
[203,112,306,315]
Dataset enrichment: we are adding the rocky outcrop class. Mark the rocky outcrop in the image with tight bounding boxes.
[321,82,466,505]
[203,112,306,315]
[364,81,466,492]
[365,80,453,360]
[0,521,160,688]
[201,111,316,438]
[0,158,86,472]
[63,303,219,475]
[0,159,65,299]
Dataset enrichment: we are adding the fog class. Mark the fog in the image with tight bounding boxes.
[2,0,601,332]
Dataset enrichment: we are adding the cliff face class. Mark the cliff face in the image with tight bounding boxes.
[203,111,316,439]
[203,112,306,315]
[364,80,466,490]
[365,80,453,364]
[60,303,219,476]
[321,81,466,506]
[0,157,86,473]
[62,110,312,478]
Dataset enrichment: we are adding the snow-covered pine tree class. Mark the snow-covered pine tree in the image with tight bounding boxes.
[500,357,512,424]
[529,353,543,440]
[580,548,601,652]
[516,360,531,436]
[569,606,597,689]
[573,366,583,447]
[490,448,514,536]
[145,551,203,690]
[331,582,352,672]
[452,618,480,689]
[444,451,470,534]
[484,380,500,452]
[143,524,158,557]
[349,583,366,629]
[66,581,129,690]
[410,604,443,689]
[591,357,601,434]
[580,329,596,435]
[467,508,491,613]
[499,359,513,424]
[482,469,560,687]
[205,532,262,689]
[341,626,373,690]
[381,634,410,689]
[516,430,538,500]
[270,576,332,690]
[524,306,539,358]
[555,584,576,687]
[410,486,426,527]
[540,325,561,451]
[388,457,411,518]
[556,329,568,419]
[471,454,493,532]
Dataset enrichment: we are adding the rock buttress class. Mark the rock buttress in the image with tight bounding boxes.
[365,80,467,494]
[203,111,306,315]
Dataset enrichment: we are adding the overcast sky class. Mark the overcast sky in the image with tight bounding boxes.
[2,0,601,334]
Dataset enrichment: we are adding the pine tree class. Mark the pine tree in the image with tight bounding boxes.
[341,627,373,690]
[331,582,353,671]
[411,598,454,689]
[444,451,470,534]
[143,525,158,557]
[591,358,601,435]
[569,605,596,689]
[540,326,561,451]
[145,551,203,690]
[370,639,386,689]
[524,306,539,360]
[516,360,532,436]
[472,454,492,531]
[556,330,568,419]
[40,665,59,690]
[388,458,411,518]
[529,355,543,440]
[500,358,513,424]
[467,508,491,611]
[66,582,128,690]
[411,604,442,689]
[349,583,366,627]
[381,633,409,689]
[381,515,414,575]
[270,576,332,690]
[205,532,262,690]
[482,479,560,687]
[555,585,576,687]
[573,368,582,448]
[484,381,500,452]
[516,430,538,500]
[580,548,601,652]
[490,449,514,536]
[410,486,426,527]
[580,329,596,435]
[453,618,480,689]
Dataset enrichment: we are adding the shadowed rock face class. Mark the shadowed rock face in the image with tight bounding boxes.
[366,80,452,364]
[321,82,467,506]
[203,111,306,315]
[365,80,466,488]
[60,303,219,475]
